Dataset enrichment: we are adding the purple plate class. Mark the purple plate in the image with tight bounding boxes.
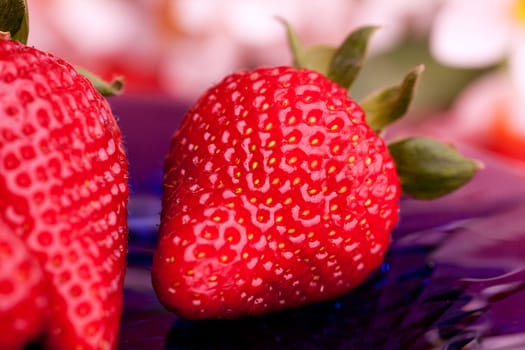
[111,95,525,350]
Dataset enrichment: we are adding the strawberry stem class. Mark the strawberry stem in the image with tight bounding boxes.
[75,66,125,97]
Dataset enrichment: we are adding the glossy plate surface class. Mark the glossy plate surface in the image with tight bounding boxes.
[111,96,525,350]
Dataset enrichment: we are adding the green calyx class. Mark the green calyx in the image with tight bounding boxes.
[327,26,377,89]
[361,65,424,134]
[0,1,123,96]
[282,20,481,200]
[388,138,482,200]
[0,0,29,44]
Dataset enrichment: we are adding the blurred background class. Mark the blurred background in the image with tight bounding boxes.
[27,0,525,167]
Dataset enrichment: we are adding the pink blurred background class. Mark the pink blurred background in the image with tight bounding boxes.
[27,0,525,166]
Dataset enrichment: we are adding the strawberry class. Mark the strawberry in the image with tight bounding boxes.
[0,221,47,350]
[152,25,479,319]
[0,38,128,349]
[153,66,400,319]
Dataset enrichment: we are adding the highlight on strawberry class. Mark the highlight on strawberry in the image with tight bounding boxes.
[0,1,129,349]
[151,20,481,320]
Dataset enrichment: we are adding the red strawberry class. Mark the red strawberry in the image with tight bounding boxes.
[0,221,47,350]
[152,26,479,319]
[0,39,128,349]
[153,66,400,319]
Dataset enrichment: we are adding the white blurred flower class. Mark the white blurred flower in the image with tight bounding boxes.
[348,0,440,53]
[169,0,355,47]
[430,0,525,162]
[29,0,148,61]
[453,72,525,136]
[162,0,439,100]
[443,71,525,163]
[27,0,441,98]
[430,0,525,95]
[161,0,357,100]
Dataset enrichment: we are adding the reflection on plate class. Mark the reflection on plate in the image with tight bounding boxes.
[111,96,525,350]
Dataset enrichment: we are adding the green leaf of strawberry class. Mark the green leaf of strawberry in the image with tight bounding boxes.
[327,26,377,89]
[282,20,376,89]
[361,65,424,134]
[388,137,482,199]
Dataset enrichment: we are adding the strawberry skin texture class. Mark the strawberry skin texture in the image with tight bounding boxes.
[153,66,400,319]
[0,40,128,349]
[0,221,47,350]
